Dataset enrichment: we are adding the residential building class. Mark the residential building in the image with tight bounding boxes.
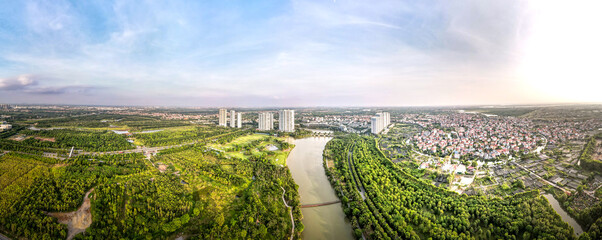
[258,112,274,131]
[371,116,382,134]
[371,112,390,134]
[230,110,236,127]
[279,109,295,132]
[218,109,228,126]
[237,112,242,128]
[383,112,390,126]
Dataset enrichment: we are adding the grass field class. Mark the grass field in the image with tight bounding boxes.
[226,134,268,145]
[208,134,292,165]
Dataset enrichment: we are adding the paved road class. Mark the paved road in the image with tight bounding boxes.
[347,145,366,200]
[518,162,599,200]
[347,143,372,240]
[514,162,570,193]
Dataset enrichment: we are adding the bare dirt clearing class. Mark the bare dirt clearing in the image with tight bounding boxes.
[158,163,168,172]
[48,188,94,240]
[34,136,56,142]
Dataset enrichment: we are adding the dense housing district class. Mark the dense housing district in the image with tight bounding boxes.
[379,111,601,196]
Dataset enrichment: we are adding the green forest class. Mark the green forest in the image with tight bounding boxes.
[324,135,585,240]
[0,131,302,239]
[134,126,238,147]
[18,129,135,152]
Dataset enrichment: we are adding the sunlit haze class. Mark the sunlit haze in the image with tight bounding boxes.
[1,0,601,107]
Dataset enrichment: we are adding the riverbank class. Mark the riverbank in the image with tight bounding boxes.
[543,194,584,235]
[287,136,353,240]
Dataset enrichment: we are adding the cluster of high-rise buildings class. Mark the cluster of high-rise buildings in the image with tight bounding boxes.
[371,112,390,134]
[218,109,295,132]
[218,109,242,128]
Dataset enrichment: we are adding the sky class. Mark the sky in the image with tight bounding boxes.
[0,0,601,107]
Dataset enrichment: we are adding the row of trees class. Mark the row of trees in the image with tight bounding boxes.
[19,129,134,152]
[31,114,159,128]
[135,126,240,147]
[324,135,579,239]
[0,139,67,155]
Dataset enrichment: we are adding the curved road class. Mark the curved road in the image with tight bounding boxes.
[347,144,366,200]
[0,233,10,240]
[345,143,368,240]
[280,186,295,240]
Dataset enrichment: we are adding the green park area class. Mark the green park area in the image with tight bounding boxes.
[0,128,302,239]
[207,133,293,166]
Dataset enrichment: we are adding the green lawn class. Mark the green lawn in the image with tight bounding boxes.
[208,134,292,165]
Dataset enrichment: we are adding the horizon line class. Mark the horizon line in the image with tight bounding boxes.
[2,101,602,109]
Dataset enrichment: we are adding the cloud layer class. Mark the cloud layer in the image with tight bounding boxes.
[0,0,599,106]
[0,75,37,90]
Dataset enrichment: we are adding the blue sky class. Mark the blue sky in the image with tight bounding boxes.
[1,0,601,107]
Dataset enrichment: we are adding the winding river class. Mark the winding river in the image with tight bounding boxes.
[287,136,354,240]
[543,194,583,236]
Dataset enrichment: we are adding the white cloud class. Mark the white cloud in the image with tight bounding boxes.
[0,75,37,90]
[1,0,597,106]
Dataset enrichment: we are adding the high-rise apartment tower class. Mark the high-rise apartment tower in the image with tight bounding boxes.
[230,110,236,127]
[279,110,295,132]
[258,112,274,131]
[218,109,228,126]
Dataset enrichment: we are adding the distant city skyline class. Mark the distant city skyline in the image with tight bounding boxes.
[1,0,601,107]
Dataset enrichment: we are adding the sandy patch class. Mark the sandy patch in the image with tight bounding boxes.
[48,188,94,240]
[34,136,56,142]
[8,134,28,141]
[327,160,334,168]
[158,164,168,173]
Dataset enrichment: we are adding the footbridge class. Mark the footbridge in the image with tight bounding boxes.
[308,132,335,137]
[300,200,341,208]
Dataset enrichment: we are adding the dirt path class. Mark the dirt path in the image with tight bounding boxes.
[279,186,295,240]
[48,188,94,240]
[0,232,11,240]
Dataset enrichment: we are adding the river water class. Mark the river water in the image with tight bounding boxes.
[543,194,583,235]
[287,136,354,240]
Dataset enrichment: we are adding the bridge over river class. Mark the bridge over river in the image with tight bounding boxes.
[300,200,341,208]
[308,132,335,137]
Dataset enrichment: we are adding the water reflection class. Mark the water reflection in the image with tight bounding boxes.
[287,136,354,240]
[543,194,583,235]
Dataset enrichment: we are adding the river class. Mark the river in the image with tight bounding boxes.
[543,194,583,235]
[287,136,354,240]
